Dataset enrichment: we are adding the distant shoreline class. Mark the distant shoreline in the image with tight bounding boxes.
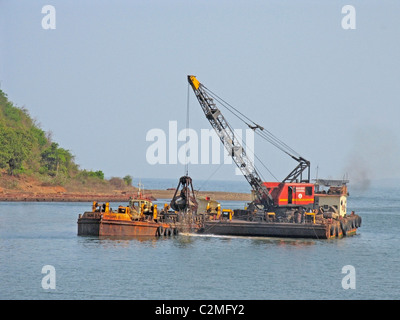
[0,189,252,202]
[0,171,252,203]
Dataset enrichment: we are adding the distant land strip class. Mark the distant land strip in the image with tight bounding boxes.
[0,189,252,202]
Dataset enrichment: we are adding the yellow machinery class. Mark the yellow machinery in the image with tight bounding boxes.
[222,209,234,220]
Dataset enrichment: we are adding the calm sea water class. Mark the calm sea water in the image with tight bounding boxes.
[1,183,400,300]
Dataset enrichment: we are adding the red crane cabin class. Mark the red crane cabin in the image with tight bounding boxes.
[263,182,315,208]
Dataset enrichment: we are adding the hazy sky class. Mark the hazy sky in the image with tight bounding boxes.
[1,1,400,186]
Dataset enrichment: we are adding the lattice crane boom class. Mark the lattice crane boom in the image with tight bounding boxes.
[187,75,274,206]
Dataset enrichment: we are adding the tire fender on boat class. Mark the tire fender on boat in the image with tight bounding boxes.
[157,225,164,237]
[356,215,362,228]
[330,225,336,238]
[340,220,347,236]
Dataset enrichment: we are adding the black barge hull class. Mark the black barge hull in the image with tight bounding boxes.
[200,220,331,239]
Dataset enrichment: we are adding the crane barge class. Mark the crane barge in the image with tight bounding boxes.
[187,75,361,239]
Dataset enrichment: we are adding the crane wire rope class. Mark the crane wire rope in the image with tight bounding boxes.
[201,85,279,181]
[206,87,300,158]
[202,85,302,160]
[184,82,190,176]
[194,161,225,195]
[240,136,279,182]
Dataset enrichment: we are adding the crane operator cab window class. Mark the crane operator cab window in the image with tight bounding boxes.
[288,186,293,204]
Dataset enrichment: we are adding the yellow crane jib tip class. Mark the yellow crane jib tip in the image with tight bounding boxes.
[188,75,200,90]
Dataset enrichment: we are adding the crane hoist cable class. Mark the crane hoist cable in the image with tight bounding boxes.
[202,85,279,181]
[202,85,304,164]
[184,82,190,176]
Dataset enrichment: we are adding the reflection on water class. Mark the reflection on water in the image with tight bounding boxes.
[76,230,361,252]
[80,232,320,250]
[77,233,200,249]
[182,232,318,247]
[78,235,162,248]
[252,237,317,248]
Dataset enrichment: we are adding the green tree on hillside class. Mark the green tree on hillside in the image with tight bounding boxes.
[123,175,133,186]
[40,142,76,177]
[77,169,105,180]
[0,124,33,175]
